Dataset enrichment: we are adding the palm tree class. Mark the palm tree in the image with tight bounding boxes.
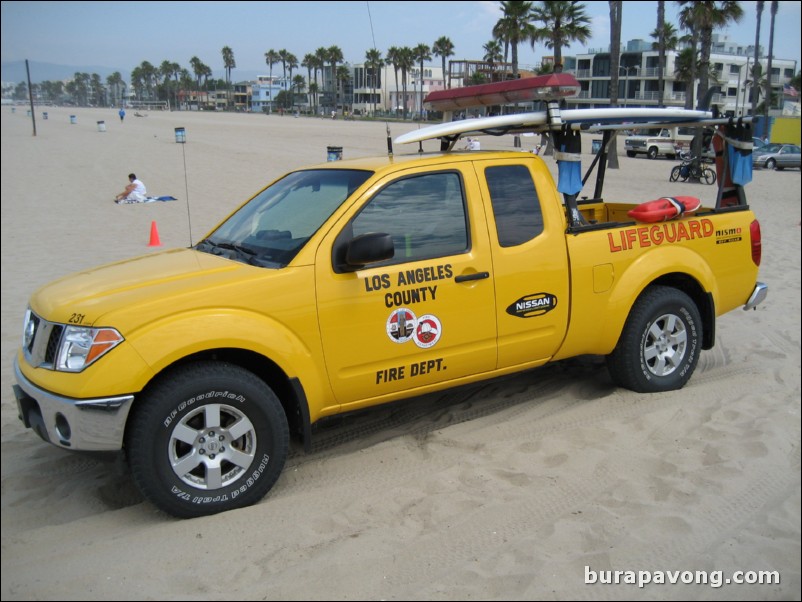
[107,71,124,107]
[751,1,764,115]
[189,56,206,109]
[607,0,622,169]
[308,81,319,113]
[679,1,743,165]
[302,53,316,92]
[413,43,431,119]
[656,1,665,107]
[159,60,180,109]
[292,74,305,111]
[432,36,455,89]
[763,0,778,124]
[314,47,329,109]
[677,1,743,111]
[221,46,236,109]
[493,1,536,79]
[743,63,768,109]
[531,1,592,71]
[365,48,383,116]
[264,49,280,113]
[285,52,299,108]
[398,46,415,119]
[483,40,504,72]
[328,45,344,112]
[651,20,679,107]
[89,73,104,106]
[677,5,700,109]
[277,49,290,98]
[336,65,350,114]
[386,46,402,113]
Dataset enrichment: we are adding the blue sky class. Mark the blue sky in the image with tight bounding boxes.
[2,1,800,78]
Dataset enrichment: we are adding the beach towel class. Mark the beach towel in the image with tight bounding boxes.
[115,196,177,204]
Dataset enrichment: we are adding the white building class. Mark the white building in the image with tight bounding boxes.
[570,35,797,116]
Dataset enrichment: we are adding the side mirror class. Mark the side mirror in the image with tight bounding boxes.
[346,232,394,267]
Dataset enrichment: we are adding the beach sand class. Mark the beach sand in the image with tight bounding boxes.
[1,106,799,600]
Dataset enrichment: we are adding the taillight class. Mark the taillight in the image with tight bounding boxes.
[750,219,762,266]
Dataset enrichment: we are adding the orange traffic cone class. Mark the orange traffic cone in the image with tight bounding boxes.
[148,221,162,246]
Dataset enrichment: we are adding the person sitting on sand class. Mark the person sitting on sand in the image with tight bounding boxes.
[115,173,147,203]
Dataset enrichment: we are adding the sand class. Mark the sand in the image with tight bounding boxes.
[1,106,800,601]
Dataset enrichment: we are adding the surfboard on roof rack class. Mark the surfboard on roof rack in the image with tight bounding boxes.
[394,107,715,146]
[393,75,754,225]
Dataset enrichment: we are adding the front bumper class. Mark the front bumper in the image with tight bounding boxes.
[13,357,134,451]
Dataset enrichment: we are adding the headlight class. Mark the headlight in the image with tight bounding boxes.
[55,326,124,372]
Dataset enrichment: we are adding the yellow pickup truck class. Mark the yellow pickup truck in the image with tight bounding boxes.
[13,148,766,518]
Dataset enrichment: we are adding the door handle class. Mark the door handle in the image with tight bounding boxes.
[454,271,490,283]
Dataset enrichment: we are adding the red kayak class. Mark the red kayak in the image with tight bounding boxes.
[627,196,702,223]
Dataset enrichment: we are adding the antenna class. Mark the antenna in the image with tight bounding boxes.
[180,139,194,246]
[367,1,395,157]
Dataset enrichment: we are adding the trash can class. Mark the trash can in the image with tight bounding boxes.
[174,127,186,143]
[591,139,603,154]
[27,110,32,117]
[327,146,343,161]
[97,120,106,132]
[70,115,77,124]
[42,112,48,120]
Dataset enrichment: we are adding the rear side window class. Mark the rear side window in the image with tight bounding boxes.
[485,165,544,247]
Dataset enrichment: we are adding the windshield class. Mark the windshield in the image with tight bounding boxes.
[195,169,372,267]
[760,144,782,154]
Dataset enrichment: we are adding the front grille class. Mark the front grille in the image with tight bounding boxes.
[23,311,63,369]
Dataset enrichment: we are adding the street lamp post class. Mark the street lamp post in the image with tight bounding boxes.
[620,66,639,108]
[736,56,751,115]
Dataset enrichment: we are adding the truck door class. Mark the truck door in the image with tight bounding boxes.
[315,167,497,409]
[475,160,571,369]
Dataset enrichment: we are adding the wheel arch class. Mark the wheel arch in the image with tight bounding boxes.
[127,348,313,453]
[649,273,715,350]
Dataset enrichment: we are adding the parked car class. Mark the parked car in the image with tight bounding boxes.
[752,143,801,170]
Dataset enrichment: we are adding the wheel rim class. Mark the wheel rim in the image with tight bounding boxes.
[168,403,257,490]
[643,313,687,377]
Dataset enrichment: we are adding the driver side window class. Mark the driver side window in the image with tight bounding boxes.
[351,172,469,265]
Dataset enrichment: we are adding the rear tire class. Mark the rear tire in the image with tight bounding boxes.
[127,362,289,518]
[606,286,702,393]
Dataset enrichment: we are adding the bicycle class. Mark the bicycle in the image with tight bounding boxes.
[670,156,716,185]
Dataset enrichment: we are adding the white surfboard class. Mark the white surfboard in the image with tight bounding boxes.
[394,108,714,145]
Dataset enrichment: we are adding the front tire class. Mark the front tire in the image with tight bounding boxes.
[766,158,776,170]
[647,146,659,160]
[669,165,682,182]
[127,362,289,518]
[606,286,702,393]
[702,168,717,185]
[626,150,636,158]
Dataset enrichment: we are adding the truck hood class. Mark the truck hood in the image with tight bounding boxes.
[30,248,268,326]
